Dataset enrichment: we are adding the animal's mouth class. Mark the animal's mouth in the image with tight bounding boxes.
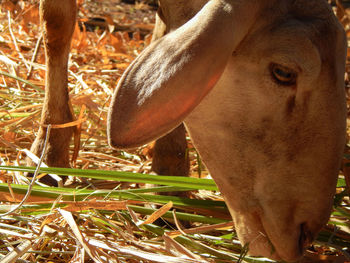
[264,224,313,261]
[234,213,316,262]
[242,229,305,262]
[298,223,314,256]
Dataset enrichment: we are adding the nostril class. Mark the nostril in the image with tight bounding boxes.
[299,223,312,254]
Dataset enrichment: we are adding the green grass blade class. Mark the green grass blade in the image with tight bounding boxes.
[0,183,227,211]
[0,166,218,191]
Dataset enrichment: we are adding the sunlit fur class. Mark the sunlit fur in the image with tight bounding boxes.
[108,0,347,261]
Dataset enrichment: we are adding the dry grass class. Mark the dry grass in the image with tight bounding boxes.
[0,1,349,262]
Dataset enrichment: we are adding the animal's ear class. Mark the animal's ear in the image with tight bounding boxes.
[108,0,259,148]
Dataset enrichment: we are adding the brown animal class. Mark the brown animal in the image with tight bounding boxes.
[108,0,347,261]
[32,0,346,262]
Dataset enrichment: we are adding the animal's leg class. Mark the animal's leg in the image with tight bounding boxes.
[28,0,76,184]
[152,124,190,196]
[151,10,190,183]
[151,124,190,229]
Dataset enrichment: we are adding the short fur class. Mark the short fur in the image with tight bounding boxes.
[108,0,347,261]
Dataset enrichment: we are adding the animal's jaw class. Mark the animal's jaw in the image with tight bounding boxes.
[231,209,319,262]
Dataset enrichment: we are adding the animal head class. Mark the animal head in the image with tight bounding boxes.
[107,0,347,261]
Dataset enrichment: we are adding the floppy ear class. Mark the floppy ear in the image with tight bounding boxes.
[108,0,259,148]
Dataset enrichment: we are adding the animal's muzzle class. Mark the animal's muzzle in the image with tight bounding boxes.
[298,223,313,255]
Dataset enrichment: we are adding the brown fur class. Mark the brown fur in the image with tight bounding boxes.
[107,0,347,261]
[28,0,76,185]
[29,1,347,261]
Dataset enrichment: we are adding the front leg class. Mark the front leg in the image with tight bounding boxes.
[151,9,190,183]
[28,0,77,184]
[152,124,190,182]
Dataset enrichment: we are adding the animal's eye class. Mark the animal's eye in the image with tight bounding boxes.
[270,63,297,86]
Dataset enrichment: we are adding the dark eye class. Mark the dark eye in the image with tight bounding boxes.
[270,63,297,86]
